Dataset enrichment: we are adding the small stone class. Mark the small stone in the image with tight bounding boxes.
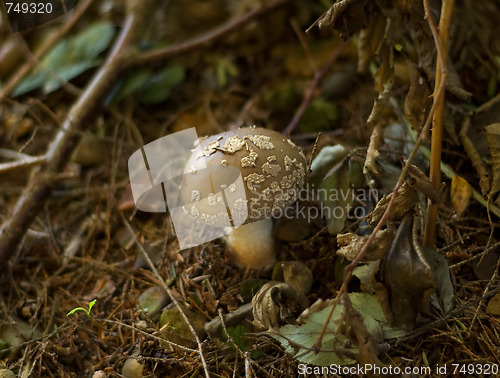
[122,358,144,378]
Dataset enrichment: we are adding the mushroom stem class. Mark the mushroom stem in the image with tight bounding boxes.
[224,218,275,268]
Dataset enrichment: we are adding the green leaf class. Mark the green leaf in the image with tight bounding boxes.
[43,61,100,93]
[272,299,357,366]
[217,58,239,88]
[270,293,408,366]
[111,64,185,103]
[226,325,247,350]
[309,145,348,187]
[299,98,339,133]
[66,299,97,317]
[139,64,186,104]
[87,299,97,313]
[319,160,352,235]
[113,68,153,102]
[69,22,115,60]
[12,71,47,95]
[14,22,115,96]
[66,307,87,316]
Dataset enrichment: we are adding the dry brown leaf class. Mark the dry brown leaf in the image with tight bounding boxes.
[486,292,500,316]
[252,281,308,331]
[406,163,442,203]
[364,123,383,176]
[368,181,418,225]
[357,10,386,74]
[460,117,490,195]
[364,82,394,176]
[317,0,369,38]
[336,228,395,262]
[343,297,384,366]
[404,62,431,131]
[450,175,472,216]
[421,62,473,101]
[373,44,393,94]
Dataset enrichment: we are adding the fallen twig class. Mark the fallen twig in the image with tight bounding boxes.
[0,150,46,174]
[282,39,348,136]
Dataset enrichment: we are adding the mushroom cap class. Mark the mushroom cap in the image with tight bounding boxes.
[181,126,307,227]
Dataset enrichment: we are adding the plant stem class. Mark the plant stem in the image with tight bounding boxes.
[423,0,455,247]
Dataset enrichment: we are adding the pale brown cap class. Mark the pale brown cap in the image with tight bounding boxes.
[181,126,307,227]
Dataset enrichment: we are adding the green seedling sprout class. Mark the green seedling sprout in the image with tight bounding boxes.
[67,299,97,317]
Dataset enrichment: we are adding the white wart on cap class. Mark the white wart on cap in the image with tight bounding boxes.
[181,126,307,267]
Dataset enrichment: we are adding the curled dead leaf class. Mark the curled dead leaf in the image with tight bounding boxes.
[317,0,370,38]
[252,281,308,331]
[337,228,395,262]
[405,163,442,203]
[368,181,418,225]
[404,62,431,131]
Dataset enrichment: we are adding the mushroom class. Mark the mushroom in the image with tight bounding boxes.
[181,126,307,267]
